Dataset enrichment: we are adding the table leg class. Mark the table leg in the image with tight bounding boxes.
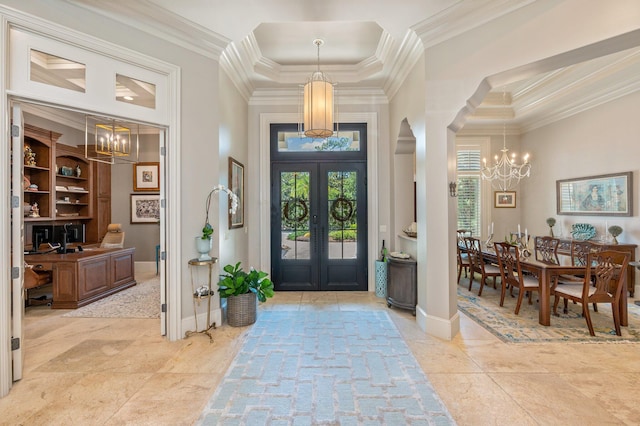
[539,271,551,326]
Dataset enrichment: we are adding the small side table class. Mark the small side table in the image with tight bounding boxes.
[185,257,217,342]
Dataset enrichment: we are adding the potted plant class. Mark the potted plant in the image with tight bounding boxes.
[195,185,239,260]
[546,217,556,237]
[218,262,274,326]
[608,225,623,244]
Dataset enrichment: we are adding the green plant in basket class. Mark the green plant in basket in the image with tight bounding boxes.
[218,261,274,302]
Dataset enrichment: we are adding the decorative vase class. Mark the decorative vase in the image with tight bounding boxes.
[612,236,619,245]
[195,236,212,261]
[226,292,257,326]
[549,226,554,237]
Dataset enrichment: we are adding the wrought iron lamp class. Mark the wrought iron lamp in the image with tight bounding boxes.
[302,39,334,139]
[481,92,530,191]
[85,115,139,164]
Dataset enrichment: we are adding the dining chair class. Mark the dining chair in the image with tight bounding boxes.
[555,240,602,313]
[464,237,500,296]
[456,229,472,283]
[534,236,560,264]
[494,242,540,315]
[552,250,630,336]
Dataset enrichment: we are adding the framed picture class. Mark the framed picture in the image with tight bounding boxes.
[494,191,516,208]
[130,194,160,223]
[228,157,244,229]
[556,171,632,216]
[133,162,160,192]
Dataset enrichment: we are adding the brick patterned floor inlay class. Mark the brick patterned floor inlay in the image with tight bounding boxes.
[197,311,455,425]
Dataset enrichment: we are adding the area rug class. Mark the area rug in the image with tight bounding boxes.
[197,311,455,425]
[457,280,640,343]
[62,277,160,319]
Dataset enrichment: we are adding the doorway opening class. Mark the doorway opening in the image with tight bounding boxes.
[270,123,368,291]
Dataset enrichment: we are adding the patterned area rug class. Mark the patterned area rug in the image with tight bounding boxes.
[457,280,640,343]
[62,277,160,319]
[197,311,455,425]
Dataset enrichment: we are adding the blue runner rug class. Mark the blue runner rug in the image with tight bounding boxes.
[197,310,455,425]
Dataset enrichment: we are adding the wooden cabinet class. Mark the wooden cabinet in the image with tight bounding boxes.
[387,256,417,315]
[55,144,92,220]
[557,238,637,297]
[86,158,111,243]
[23,124,60,221]
[23,123,111,247]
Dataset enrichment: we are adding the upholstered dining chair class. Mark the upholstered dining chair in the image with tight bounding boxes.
[552,250,630,336]
[464,237,500,296]
[100,223,125,248]
[534,236,560,264]
[555,240,602,313]
[456,229,472,283]
[494,242,540,315]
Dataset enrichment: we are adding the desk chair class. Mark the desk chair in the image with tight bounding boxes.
[100,223,125,248]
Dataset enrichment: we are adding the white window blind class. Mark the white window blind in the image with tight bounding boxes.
[457,149,482,236]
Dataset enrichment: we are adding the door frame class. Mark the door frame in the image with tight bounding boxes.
[258,112,379,292]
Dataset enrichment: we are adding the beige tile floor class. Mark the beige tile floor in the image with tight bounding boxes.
[2,284,640,425]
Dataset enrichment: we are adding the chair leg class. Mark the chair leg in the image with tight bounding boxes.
[583,304,595,336]
[611,302,622,336]
[514,287,525,315]
[553,294,560,316]
[563,298,569,314]
[457,265,462,283]
[593,303,598,312]
[478,276,485,297]
[500,282,507,307]
[468,271,475,291]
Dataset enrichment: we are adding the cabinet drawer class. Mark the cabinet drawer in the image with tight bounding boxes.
[28,262,53,271]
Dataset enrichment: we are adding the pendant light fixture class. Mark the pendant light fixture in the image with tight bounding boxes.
[85,115,139,164]
[302,39,334,139]
[480,91,531,191]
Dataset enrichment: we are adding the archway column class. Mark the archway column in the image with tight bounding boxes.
[414,82,469,340]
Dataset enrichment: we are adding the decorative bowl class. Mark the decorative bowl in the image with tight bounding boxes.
[403,229,417,238]
[571,223,596,241]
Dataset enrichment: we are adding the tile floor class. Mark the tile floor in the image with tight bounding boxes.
[2,281,640,425]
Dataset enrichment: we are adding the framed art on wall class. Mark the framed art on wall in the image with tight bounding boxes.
[228,157,244,229]
[494,191,516,208]
[133,162,160,192]
[131,194,160,223]
[556,171,632,216]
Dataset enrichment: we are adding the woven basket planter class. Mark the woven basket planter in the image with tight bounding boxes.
[226,292,257,327]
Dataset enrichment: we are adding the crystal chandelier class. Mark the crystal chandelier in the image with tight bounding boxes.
[481,92,531,191]
[302,39,334,139]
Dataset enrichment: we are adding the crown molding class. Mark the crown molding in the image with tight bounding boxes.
[66,0,229,60]
[248,87,388,107]
[412,0,535,49]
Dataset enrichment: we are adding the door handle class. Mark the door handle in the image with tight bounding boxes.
[312,214,318,225]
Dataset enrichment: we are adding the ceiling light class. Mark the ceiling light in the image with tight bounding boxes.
[481,91,531,191]
[85,115,139,164]
[302,39,334,139]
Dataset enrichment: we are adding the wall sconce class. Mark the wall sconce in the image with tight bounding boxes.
[449,181,458,197]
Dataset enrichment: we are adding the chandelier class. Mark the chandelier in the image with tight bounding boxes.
[302,39,334,139]
[85,115,139,164]
[481,92,530,191]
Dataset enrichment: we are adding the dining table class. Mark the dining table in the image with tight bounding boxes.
[479,242,629,327]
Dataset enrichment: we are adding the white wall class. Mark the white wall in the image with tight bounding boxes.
[218,70,249,270]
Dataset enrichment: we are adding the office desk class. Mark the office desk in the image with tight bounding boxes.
[25,247,136,309]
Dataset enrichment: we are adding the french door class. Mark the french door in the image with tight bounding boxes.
[271,161,367,291]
